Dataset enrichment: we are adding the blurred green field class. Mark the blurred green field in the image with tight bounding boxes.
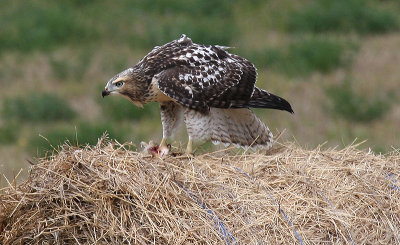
[1,0,400,187]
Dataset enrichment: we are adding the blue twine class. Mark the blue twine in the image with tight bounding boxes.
[385,173,400,190]
[232,166,304,245]
[224,188,263,245]
[190,164,262,244]
[383,173,400,242]
[176,181,237,245]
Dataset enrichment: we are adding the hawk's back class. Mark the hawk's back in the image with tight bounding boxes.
[136,34,258,112]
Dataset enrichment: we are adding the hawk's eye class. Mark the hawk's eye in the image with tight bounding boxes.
[115,81,124,87]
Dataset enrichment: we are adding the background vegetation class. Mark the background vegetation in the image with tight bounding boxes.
[1,0,399,186]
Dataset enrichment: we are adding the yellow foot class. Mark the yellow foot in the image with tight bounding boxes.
[160,138,167,148]
[185,138,193,156]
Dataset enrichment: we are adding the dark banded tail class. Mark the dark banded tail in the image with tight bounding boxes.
[247,88,294,113]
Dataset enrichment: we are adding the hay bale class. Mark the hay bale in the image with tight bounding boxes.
[0,139,399,244]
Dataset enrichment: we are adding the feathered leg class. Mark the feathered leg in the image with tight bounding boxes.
[144,102,183,156]
[183,109,212,154]
[160,102,183,144]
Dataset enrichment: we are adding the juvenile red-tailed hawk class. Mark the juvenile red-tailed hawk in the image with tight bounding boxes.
[102,34,293,154]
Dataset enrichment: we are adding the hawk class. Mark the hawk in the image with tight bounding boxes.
[102,34,293,154]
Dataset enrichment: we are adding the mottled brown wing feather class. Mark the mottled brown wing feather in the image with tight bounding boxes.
[155,51,257,112]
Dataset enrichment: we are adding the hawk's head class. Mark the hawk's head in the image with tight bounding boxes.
[102,67,147,107]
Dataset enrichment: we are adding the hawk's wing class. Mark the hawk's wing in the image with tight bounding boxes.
[155,49,257,113]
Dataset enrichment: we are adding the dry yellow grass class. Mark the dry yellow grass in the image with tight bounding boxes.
[0,138,399,244]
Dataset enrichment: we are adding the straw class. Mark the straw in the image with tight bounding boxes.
[0,138,399,244]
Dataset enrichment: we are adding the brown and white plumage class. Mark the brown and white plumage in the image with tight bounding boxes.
[102,34,293,153]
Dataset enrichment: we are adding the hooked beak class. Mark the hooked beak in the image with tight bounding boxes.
[102,89,110,98]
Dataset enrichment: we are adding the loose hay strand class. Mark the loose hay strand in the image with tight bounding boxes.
[0,138,399,244]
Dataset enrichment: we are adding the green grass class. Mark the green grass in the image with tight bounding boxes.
[2,93,76,123]
[240,48,282,70]
[0,1,96,53]
[288,0,399,34]
[98,96,159,122]
[134,16,235,49]
[134,0,233,17]
[326,80,392,122]
[244,37,355,76]
[49,49,93,81]
[0,0,237,54]
[0,123,19,145]
[282,37,350,75]
[125,0,236,48]
[28,121,132,156]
